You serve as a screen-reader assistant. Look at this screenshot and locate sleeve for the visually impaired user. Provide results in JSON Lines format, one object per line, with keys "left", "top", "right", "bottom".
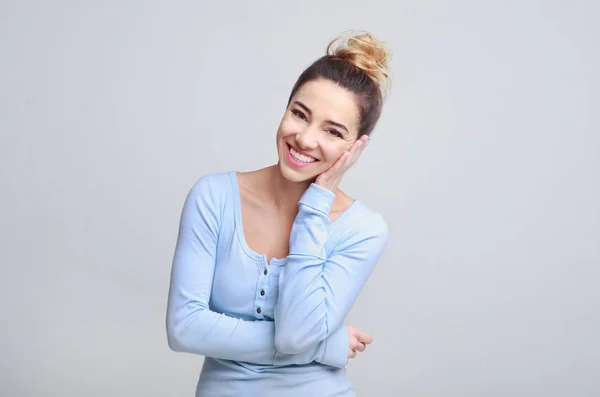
{"left": 165, "top": 175, "right": 347, "bottom": 367}
{"left": 274, "top": 183, "right": 388, "bottom": 362}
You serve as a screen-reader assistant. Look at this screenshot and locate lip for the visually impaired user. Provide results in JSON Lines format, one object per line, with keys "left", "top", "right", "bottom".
{"left": 289, "top": 144, "right": 316, "bottom": 159}
{"left": 285, "top": 143, "right": 319, "bottom": 168}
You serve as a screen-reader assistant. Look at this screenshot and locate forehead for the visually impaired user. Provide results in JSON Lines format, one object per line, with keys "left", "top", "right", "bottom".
{"left": 292, "top": 78, "right": 360, "bottom": 134}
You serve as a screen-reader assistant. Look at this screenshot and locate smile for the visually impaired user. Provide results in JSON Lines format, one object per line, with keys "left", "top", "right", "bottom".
{"left": 286, "top": 143, "right": 318, "bottom": 167}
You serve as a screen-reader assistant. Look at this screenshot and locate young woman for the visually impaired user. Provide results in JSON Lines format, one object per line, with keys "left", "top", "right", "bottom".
{"left": 166, "top": 31, "right": 391, "bottom": 396}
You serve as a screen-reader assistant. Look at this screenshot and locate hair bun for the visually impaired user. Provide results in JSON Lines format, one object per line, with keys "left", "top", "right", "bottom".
{"left": 327, "top": 31, "right": 392, "bottom": 98}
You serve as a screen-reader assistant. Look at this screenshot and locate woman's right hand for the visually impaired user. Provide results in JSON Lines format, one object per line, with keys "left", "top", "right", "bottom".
{"left": 347, "top": 325, "right": 373, "bottom": 361}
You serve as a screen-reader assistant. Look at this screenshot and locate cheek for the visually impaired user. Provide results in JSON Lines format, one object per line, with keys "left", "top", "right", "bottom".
{"left": 322, "top": 142, "right": 351, "bottom": 164}
{"left": 278, "top": 117, "right": 299, "bottom": 138}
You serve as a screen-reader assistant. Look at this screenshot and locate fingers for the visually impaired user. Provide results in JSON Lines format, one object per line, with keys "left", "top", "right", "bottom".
{"left": 315, "top": 135, "right": 370, "bottom": 190}
{"left": 348, "top": 349, "right": 357, "bottom": 359}
{"left": 357, "top": 330, "right": 373, "bottom": 345}
{"left": 353, "top": 135, "right": 369, "bottom": 158}
{"left": 348, "top": 325, "right": 373, "bottom": 344}
{"left": 344, "top": 135, "right": 369, "bottom": 169}
{"left": 353, "top": 341, "right": 367, "bottom": 352}
{"left": 350, "top": 335, "right": 367, "bottom": 352}
{"left": 347, "top": 136, "right": 364, "bottom": 157}
{"left": 329, "top": 151, "right": 351, "bottom": 176}
{"left": 347, "top": 324, "right": 370, "bottom": 362}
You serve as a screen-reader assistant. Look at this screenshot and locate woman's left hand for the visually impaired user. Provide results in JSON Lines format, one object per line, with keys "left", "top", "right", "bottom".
{"left": 315, "top": 135, "right": 370, "bottom": 192}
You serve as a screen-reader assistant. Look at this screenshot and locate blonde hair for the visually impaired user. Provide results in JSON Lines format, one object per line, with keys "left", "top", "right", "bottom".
{"left": 287, "top": 30, "right": 392, "bottom": 137}
{"left": 327, "top": 31, "right": 392, "bottom": 99}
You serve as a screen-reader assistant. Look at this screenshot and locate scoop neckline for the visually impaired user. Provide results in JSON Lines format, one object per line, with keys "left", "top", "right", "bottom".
{"left": 228, "top": 171, "right": 360, "bottom": 265}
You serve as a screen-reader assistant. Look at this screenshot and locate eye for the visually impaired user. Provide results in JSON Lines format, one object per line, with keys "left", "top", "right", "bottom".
{"left": 326, "top": 129, "right": 344, "bottom": 138}
{"left": 291, "top": 109, "right": 307, "bottom": 121}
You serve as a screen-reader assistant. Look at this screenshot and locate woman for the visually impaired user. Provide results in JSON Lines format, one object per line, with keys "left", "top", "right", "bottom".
{"left": 166, "top": 31, "right": 391, "bottom": 396}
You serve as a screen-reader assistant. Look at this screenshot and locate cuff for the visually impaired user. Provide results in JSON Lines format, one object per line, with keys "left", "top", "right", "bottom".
{"left": 319, "top": 324, "right": 349, "bottom": 368}
{"left": 299, "top": 183, "right": 336, "bottom": 215}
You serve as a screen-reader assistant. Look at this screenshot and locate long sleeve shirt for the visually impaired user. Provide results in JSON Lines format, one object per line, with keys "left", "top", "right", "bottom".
{"left": 165, "top": 171, "right": 388, "bottom": 397}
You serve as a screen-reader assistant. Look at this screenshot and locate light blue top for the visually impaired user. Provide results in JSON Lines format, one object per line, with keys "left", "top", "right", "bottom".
{"left": 166, "top": 171, "right": 388, "bottom": 397}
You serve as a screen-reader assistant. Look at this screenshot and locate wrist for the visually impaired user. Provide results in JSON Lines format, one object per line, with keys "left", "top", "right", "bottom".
{"left": 299, "top": 183, "right": 336, "bottom": 213}
{"left": 314, "top": 179, "right": 339, "bottom": 193}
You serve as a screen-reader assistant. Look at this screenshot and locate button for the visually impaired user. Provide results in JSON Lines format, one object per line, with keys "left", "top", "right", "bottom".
{"left": 256, "top": 307, "right": 262, "bottom": 314}
{"left": 263, "top": 269, "right": 268, "bottom": 275}
{"left": 260, "top": 290, "right": 265, "bottom": 296}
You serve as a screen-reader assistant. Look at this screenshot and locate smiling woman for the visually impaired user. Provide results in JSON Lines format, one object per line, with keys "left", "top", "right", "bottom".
{"left": 166, "top": 30, "right": 392, "bottom": 397}
{"left": 279, "top": 79, "right": 361, "bottom": 178}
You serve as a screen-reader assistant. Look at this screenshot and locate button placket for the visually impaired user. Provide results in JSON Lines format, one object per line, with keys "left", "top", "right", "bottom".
{"left": 255, "top": 262, "right": 269, "bottom": 318}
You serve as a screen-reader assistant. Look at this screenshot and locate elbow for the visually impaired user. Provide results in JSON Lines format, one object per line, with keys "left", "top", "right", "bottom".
{"left": 275, "top": 334, "right": 306, "bottom": 355}
{"left": 166, "top": 309, "right": 195, "bottom": 353}
{"left": 167, "top": 333, "right": 183, "bottom": 353}
{"left": 274, "top": 328, "right": 315, "bottom": 355}
{"left": 274, "top": 311, "right": 328, "bottom": 354}
{"left": 167, "top": 337, "right": 181, "bottom": 352}
{"left": 165, "top": 303, "right": 212, "bottom": 354}
{"left": 166, "top": 321, "right": 186, "bottom": 352}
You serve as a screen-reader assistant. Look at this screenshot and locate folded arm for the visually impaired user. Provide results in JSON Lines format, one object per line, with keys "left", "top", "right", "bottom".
{"left": 274, "top": 183, "right": 388, "bottom": 355}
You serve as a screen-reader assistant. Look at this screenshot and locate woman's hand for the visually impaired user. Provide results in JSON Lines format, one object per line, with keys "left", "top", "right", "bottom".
{"left": 315, "top": 135, "right": 370, "bottom": 192}
{"left": 346, "top": 324, "right": 373, "bottom": 362}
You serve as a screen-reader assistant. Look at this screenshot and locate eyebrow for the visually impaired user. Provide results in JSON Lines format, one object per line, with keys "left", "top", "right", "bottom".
{"left": 293, "top": 101, "right": 349, "bottom": 134}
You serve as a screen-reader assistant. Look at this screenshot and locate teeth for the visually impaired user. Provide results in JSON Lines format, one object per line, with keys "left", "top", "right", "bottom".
{"left": 290, "top": 147, "right": 316, "bottom": 163}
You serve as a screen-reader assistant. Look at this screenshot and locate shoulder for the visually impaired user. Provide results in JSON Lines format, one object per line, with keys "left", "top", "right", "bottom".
{"left": 350, "top": 200, "right": 388, "bottom": 236}
{"left": 178, "top": 171, "right": 237, "bottom": 230}
{"left": 335, "top": 189, "right": 386, "bottom": 234}
{"left": 326, "top": 202, "right": 388, "bottom": 269}
{"left": 181, "top": 170, "right": 237, "bottom": 215}
{"left": 186, "top": 171, "right": 234, "bottom": 199}
{"left": 332, "top": 200, "right": 388, "bottom": 253}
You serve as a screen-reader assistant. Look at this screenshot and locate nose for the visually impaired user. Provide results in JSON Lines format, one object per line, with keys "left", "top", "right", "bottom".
{"left": 294, "top": 126, "right": 319, "bottom": 151}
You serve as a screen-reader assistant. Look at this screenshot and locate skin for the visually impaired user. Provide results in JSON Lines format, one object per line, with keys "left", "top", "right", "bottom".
{"left": 237, "top": 78, "right": 373, "bottom": 362}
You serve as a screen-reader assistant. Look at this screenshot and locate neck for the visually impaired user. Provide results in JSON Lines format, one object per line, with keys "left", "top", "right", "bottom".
{"left": 263, "top": 163, "right": 313, "bottom": 211}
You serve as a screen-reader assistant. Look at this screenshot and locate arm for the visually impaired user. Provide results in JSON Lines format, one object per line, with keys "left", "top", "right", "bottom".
{"left": 274, "top": 183, "right": 388, "bottom": 355}
{"left": 165, "top": 176, "right": 347, "bottom": 367}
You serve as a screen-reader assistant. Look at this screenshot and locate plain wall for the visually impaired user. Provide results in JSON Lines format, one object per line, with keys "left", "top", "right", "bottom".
{"left": 1, "top": 1, "right": 599, "bottom": 396}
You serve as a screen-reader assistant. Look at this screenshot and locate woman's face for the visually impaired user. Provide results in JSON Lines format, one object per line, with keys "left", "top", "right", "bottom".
{"left": 276, "top": 78, "right": 360, "bottom": 183}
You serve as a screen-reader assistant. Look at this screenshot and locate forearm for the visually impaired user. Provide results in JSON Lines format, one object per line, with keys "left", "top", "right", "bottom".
{"left": 167, "top": 299, "right": 280, "bottom": 364}
{"left": 274, "top": 184, "right": 337, "bottom": 350}
{"left": 275, "top": 183, "right": 387, "bottom": 356}
{"left": 166, "top": 298, "right": 347, "bottom": 367}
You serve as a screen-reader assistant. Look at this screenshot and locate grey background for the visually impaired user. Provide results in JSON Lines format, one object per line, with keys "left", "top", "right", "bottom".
{"left": 1, "top": 1, "right": 598, "bottom": 396}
